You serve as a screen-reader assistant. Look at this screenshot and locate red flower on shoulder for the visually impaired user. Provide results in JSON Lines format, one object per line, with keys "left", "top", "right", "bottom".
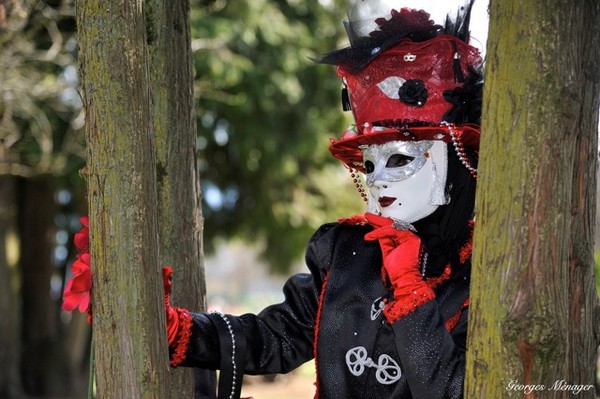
{"left": 62, "top": 252, "right": 92, "bottom": 313}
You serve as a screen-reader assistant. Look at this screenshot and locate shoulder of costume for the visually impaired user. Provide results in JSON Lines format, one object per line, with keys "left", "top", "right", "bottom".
{"left": 337, "top": 213, "right": 369, "bottom": 226}
{"left": 305, "top": 217, "right": 373, "bottom": 277}
{"left": 307, "top": 219, "right": 371, "bottom": 251}
{"left": 309, "top": 214, "right": 371, "bottom": 240}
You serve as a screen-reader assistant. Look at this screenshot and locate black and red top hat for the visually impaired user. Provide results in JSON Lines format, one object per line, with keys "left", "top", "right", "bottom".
{"left": 319, "top": 2, "right": 483, "bottom": 174}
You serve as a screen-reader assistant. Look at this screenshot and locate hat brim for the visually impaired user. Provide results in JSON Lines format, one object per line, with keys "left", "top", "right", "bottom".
{"left": 329, "top": 124, "right": 480, "bottom": 172}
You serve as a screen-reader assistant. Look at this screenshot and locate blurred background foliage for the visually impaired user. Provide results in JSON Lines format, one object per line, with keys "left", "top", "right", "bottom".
{"left": 192, "top": 0, "right": 364, "bottom": 273}
{"left": 0, "top": 0, "right": 84, "bottom": 183}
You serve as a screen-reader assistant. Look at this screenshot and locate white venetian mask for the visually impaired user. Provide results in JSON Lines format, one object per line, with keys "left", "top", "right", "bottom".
{"left": 361, "top": 140, "right": 448, "bottom": 224}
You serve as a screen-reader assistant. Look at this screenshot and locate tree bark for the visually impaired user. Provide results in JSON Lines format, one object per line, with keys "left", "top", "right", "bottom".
{"left": 466, "top": 1, "right": 600, "bottom": 398}
{"left": 77, "top": 1, "right": 170, "bottom": 397}
{"left": 146, "top": 0, "right": 211, "bottom": 397}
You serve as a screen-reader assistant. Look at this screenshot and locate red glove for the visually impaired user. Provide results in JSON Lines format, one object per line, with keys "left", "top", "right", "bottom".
{"left": 364, "top": 213, "right": 435, "bottom": 322}
{"left": 162, "top": 266, "right": 180, "bottom": 347}
{"left": 162, "top": 266, "right": 192, "bottom": 366}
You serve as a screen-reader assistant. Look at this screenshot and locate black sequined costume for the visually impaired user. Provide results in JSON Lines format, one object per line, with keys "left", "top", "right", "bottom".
{"left": 179, "top": 221, "right": 470, "bottom": 399}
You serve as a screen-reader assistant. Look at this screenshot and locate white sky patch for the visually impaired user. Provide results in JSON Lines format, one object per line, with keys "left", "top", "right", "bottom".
{"left": 470, "top": 0, "right": 489, "bottom": 55}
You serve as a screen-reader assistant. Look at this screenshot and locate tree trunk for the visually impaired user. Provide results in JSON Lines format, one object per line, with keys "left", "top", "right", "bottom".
{"left": 466, "top": 1, "right": 600, "bottom": 398}
{"left": 0, "top": 176, "right": 21, "bottom": 397}
{"left": 19, "top": 177, "right": 73, "bottom": 396}
{"left": 77, "top": 1, "right": 170, "bottom": 397}
{"left": 146, "top": 0, "right": 212, "bottom": 397}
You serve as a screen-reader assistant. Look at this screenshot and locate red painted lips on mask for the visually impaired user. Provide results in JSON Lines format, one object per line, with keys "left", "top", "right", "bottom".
{"left": 378, "top": 196, "right": 396, "bottom": 207}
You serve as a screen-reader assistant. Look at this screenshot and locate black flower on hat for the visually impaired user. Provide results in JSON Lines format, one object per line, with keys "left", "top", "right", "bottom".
{"left": 398, "top": 79, "right": 428, "bottom": 107}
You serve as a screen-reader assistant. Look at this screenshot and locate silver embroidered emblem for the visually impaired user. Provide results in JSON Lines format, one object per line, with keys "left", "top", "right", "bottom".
{"left": 370, "top": 297, "right": 385, "bottom": 320}
{"left": 345, "top": 346, "right": 402, "bottom": 385}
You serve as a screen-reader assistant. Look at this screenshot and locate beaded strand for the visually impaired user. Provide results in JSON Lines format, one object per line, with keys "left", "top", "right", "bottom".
{"left": 212, "top": 311, "right": 237, "bottom": 399}
{"left": 349, "top": 168, "right": 369, "bottom": 202}
{"left": 442, "top": 121, "right": 478, "bottom": 179}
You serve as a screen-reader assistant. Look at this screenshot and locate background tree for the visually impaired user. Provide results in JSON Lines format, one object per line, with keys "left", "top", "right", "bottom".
{"left": 0, "top": 177, "right": 20, "bottom": 397}
{"left": 77, "top": 0, "right": 170, "bottom": 396}
{"left": 466, "top": 1, "right": 600, "bottom": 397}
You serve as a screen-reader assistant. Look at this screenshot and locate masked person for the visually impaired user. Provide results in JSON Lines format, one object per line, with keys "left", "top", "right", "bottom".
{"left": 165, "top": 1, "right": 484, "bottom": 398}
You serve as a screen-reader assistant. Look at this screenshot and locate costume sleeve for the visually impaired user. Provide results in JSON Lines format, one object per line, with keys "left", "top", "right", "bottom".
{"left": 179, "top": 272, "right": 319, "bottom": 374}
{"left": 177, "top": 223, "right": 335, "bottom": 375}
{"left": 391, "top": 302, "right": 468, "bottom": 399}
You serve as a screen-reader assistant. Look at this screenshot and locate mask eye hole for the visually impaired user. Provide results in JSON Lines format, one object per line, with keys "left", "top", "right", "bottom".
{"left": 386, "top": 154, "right": 414, "bottom": 168}
{"left": 365, "top": 160, "right": 375, "bottom": 174}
